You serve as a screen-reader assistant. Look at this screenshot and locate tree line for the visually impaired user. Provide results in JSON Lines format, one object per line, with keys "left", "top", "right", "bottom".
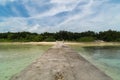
{"left": 0, "top": 30, "right": 120, "bottom": 42}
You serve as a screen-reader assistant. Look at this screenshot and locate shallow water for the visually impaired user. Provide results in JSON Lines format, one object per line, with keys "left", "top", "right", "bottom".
{"left": 0, "top": 44, "right": 51, "bottom": 80}
{"left": 72, "top": 46, "right": 120, "bottom": 80}
{"left": 1, "top": 44, "right": 120, "bottom": 80}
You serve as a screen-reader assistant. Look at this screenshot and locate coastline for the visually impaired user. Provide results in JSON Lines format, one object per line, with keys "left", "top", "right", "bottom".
{"left": 0, "top": 42, "right": 120, "bottom": 46}
{"left": 10, "top": 43, "right": 112, "bottom": 80}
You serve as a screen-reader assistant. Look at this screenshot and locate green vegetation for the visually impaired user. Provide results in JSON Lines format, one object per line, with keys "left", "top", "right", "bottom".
{"left": 0, "top": 30, "right": 120, "bottom": 42}
{"left": 77, "top": 37, "right": 96, "bottom": 42}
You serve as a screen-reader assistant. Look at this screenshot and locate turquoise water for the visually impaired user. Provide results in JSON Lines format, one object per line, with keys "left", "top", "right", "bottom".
{"left": 1, "top": 44, "right": 120, "bottom": 80}
{"left": 73, "top": 46, "right": 120, "bottom": 80}
{"left": 0, "top": 44, "right": 51, "bottom": 80}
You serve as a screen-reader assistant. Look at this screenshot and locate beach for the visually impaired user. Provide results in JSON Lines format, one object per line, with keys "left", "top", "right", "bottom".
{"left": 0, "top": 42, "right": 120, "bottom": 47}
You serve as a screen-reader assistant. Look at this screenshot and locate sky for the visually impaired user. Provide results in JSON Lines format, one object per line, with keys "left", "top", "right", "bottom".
{"left": 0, "top": 0, "right": 120, "bottom": 33}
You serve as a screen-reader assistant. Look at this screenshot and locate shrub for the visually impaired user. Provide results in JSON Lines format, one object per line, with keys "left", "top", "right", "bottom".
{"left": 77, "top": 37, "right": 96, "bottom": 42}
{"left": 44, "top": 37, "right": 56, "bottom": 42}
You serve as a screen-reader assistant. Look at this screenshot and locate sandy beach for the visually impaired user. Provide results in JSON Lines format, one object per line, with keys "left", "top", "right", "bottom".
{"left": 0, "top": 42, "right": 120, "bottom": 47}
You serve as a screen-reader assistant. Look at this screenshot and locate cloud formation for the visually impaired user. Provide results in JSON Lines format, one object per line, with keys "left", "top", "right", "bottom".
{"left": 0, "top": 0, "right": 120, "bottom": 33}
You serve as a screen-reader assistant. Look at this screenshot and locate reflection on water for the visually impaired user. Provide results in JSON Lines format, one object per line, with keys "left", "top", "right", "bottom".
{"left": 73, "top": 46, "right": 120, "bottom": 80}
{"left": 0, "top": 44, "right": 51, "bottom": 80}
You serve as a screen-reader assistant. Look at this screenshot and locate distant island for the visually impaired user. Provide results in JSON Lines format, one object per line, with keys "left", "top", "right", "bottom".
{"left": 0, "top": 30, "right": 120, "bottom": 42}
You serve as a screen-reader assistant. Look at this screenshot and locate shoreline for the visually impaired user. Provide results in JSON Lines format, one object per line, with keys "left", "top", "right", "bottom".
{"left": 11, "top": 43, "right": 112, "bottom": 80}
{"left": 0, "top": 42, "right": 120, "bottom": 46}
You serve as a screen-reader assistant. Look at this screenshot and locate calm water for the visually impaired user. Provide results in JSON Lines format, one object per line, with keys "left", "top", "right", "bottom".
{"left": 0, "top": 44, "right": 51, "bottom": 80}
{"left": 73, "top": 46, "right": 120, "bottom": 80}
{"left": 0, "top": 45, "right": 120, "bottom": 80}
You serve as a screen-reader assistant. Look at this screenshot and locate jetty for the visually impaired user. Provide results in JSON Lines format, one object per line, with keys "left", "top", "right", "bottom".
{"left": 10, "top": 42, "right": 112, "bottom": 80}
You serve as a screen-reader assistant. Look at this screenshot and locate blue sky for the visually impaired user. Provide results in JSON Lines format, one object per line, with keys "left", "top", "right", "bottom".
{"left": 0, "top": 0, "right": 120, "bottom": 33}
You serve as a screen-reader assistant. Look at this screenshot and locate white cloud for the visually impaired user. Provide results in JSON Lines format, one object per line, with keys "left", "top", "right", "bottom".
{"left": 0, "top": 0, "right": 15, "bottom": 5}
{"left": 0, "top": 17, "right": 28, "bottom": 32}
{"left": 54, "top": 0, "right": 120, "bottom": 32}
{"left": 0, "top": 0, "right": 120, "bottom": 32}
{"left": 99, "top": 4, "right": 120, "bottom": 24}
{"left": 56, "top": 0, "right": 95, "bottom": 27}
{"left": 28, "top": 24, "right": 40, "bottom": 32}
{"left": 28, "top": 0, "right": 80, "bottom": 19}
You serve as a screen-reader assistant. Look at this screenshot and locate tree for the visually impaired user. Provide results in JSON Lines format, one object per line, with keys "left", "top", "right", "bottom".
{"left": 0, "top": 30, "right": 120, "bottom": 42}
{"left": 44, "top": 36, "right": 56, "bottom": 42}
{"left": 77, "top": 37, "right": 96, "bottom": 42}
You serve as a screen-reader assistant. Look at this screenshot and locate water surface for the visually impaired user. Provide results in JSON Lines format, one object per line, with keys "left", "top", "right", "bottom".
{"left": 0, "top": 44, "right": 51, "bottom": 80}
{"left": 72, "top": 46, "right": 120, "bottom": 80}
{"left": 1, "top": 44, "right": 120, "bottom": 80}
